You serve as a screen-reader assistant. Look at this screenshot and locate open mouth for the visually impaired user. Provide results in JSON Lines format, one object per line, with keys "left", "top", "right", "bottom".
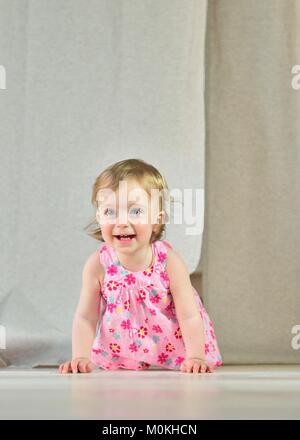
{"left": 114, "top": 234, "right": 136, "bottom": 241}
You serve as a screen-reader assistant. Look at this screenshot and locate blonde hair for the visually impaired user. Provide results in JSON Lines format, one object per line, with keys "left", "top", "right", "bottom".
{"left": 83, "top": 158, "right": 172, "bottom": 243}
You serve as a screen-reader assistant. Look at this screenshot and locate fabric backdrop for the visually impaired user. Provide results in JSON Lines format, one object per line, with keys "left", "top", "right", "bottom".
{"left": 0, "top": 0, "right": 207, "bottom": 367}
{"left": 1, "top": 0, "right": 299, "bottom": 368}
{"left": 201, "top": 0, "right": 300, "bottom": 364}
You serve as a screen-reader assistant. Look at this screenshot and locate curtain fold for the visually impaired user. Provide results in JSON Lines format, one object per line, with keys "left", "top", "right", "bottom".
{"left": 202, "top": 0, "right": 300, "bottom": 363}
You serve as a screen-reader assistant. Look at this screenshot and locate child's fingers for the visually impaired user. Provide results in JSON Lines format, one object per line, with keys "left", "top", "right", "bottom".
{"left": 71, "top": 359, "right": 81, "bottom": 373}
{"left": 86, "top": 361, "right": 93, "bottom": 372}
{"left": 192, "top": 362, "right": 200, "bottom": 374}
{"left": 180, "top": 363, "right": 186, "bottom": 372}
{"left": 85, "top": 361, "right": 94, "bottom": 372}
{"left": 59, "top": 363, "right": 66, "bottom": 374}
{"left": 186, "top": 362, "right": 195, "bottom": 373}
{"left": 59, "top": 364, "right": 65, "bottom": 373}
{"left": 200, "top": 363, "right": 207, "bottom": 373}
{"left": 60, "top": 362, "right": 71, "bottom": 374}
{"left": 181, "top": 361, "right": 188, "bottom": 373}
{"left": 59, "top": 359, "right": 94, "bottom": 374}
{"left": 77, "top": 359, "right": 93, "bottom": 373}
{"left": 181, "top": 360, "right": 216, "bottom": 374}
{"left": 181, "top": 360, "right": 197, "bottom": 373}
{"left": 78, "top": 360, "right": 87, "bottom": 373}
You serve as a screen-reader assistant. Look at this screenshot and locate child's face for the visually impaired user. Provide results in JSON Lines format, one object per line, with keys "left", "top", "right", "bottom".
{"left": 96, "top": 179, "right": 163, "bottom": 250}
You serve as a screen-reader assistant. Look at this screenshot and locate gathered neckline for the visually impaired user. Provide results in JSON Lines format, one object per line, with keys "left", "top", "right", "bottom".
{"left": 113, "top": 241, "right": 155, "bottom": 274}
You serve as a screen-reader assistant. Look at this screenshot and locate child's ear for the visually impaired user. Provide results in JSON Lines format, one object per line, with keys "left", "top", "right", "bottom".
{"left": 96, "top": 210, "right": 101, "bottom": 225}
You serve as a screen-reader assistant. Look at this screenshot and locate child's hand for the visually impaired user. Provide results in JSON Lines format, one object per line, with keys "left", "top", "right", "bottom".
{"left": 180, "top": 357, "right": 215, "bottom": 374}
{"left": 59, "top": 357, "right": 94, "bottom": 374}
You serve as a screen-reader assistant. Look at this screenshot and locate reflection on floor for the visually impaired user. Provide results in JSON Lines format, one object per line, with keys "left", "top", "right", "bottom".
{"left": 0, "top": 364, "right": 299, "bottom": 420}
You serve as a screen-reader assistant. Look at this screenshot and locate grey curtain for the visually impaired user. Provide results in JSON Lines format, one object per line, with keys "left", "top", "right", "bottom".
{"left": 0, "top": 0, "right": 207, "bottom": 367}
{"left": 201, "top": 0, "right": 300, "bottom": 364}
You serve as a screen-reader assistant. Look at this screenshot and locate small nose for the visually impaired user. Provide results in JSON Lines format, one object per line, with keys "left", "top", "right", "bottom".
{"left": 116, "top": 210, "right": 129, "bottom": 226}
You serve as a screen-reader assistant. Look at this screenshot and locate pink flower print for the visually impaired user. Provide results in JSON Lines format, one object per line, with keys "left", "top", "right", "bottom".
{"left": 143, "top": 348, "right": 149, "bottom": 353}
{"left": 174, "top": 327, "right": 182, "bottom": 339}
{"left": 109, "top": 328, "right": 115, "bottom": 333}
{"left": 165, "top": 302, "right": 173, "bottom": 313}
{"left": 209, "top": 320, "right": 213, "bottom": 328}
{"left": 124, "top": 273, "right": 136, "bottom": 285}
{"left": 158, "top": 352, "right": 168, "bottom": 365}
{"left": 137, "top": 326, "right": 148, "bottom": 338}
{"left": 107, "top": 264, "right": 118, "bottom": 276}
{"left": 137, "top": 288, "right": 147, "bottom": 303}
{"left": 107, "top": 303, "right": 117, "bottom": 313}
{"left": 109, "top": 342, "right": 121, "bottom": 354}
{"left": 149, "top": 308, "right": 157, "bottom": 316}
{"left": 149, "top": 290, "right": 161, "bottom": 304}
{"left": 205, "top": 341, "right": 216, "bottom": 354}
{"left": 171, "top": 302, "right": 176, "bottom": 316}
{"left": 124, "top": 299, "right": 130, "bottom": 310}
{"left": 92, "top": 348, "right": 101, "bottom": 355}
{"left": 121, "top": 319, "right": 132, "bottom": 330}
{"left": 107, "top": 279, "right": 119, "bottom": 291}
{"left": 160, "top": 271, "right": 169, "bottom": 282}
{"left": 175, "top": 356, "right": 185, "bottom": 366}
{"left": 210, "top": 329, "right": 216, "bottom": 340}
{"left": 152, "top": 324, "right": 162, "bottom": 333}
{"left": 129, "top": 342, "right": 138, "bottom": 353}
{"left": 154, "top": 266, "right": 161, "bottom": 275}
{"left": 143, "top": 265, "right": 154, "bottom": 277}
{"left": 138, "top": 362, "right": 151, "bottom": 369}
{"left": 157, "top": 251, "right": 167, "bottom": 264}
{"left": 100, "top": 246, "right": 107, "bottom": 254}
{"left": 215, "top": 360, "right": 222, "bottom": 367}
{"left": 165, "top": 342, "right": 175, "bottom": 352}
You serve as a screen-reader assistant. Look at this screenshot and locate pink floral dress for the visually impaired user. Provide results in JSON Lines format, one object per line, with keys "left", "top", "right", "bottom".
{"left": 91, "top": 239, "right": 222, "bottom": 370}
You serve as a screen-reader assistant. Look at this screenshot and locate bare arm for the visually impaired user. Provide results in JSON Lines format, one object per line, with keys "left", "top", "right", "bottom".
{"left": 72, "top": 317, "right": 98, "bottom": 359}
{"left": 59, "top": 251, "right": 104, "bottom": 373}
{"left": 72, "top": 251, "right": 103, "bottom": 359}
{"left": 166, "top": 249, "right": 206, "bottom": 359}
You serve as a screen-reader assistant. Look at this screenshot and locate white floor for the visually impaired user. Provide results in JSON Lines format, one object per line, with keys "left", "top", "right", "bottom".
{"left": 0, "top": 364, "right": 299, "bottom": 420}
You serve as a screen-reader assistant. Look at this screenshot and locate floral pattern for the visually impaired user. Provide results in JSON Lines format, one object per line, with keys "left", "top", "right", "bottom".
{"left": 91, "top": 239, "right": 223, "bottom": 370}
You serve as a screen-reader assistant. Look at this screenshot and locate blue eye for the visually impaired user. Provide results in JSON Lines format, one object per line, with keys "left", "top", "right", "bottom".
{"left": 104, "top": 208, "right": 116, "bottom": 217}
{"left": 103, "top": 207, "right": 144, "bottom": 218}
{"left": 129, "top": 207, "right": 144, "bottom": 216}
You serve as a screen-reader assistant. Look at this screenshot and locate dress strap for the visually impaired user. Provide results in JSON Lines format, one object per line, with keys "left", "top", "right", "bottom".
{"left": 161, "top": 239, "right": 173, "bottom": 250}
{"left": 154, "top": 239, "right": 174, "bottom": 268}
{"left": 98, "top": 243, "right": 114, "bottom": 270}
